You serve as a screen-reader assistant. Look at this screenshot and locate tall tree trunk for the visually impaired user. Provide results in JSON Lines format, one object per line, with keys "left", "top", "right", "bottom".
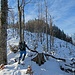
{"left": 0, "top": 0, "right": 8, "bottom": 65}
{"left": 18, "top": 0, "right": 22, "bottom": 42}
{"left": 44, "top": 0, "right": 48, "bottom": 51}
{"left": 22, "top": 6, "right": 25, "bottom": 42}
{"left": 50, "top": 15, "right": 52, "bottom": 49}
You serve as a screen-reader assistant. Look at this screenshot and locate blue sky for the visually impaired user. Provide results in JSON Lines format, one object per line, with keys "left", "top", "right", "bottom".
{"left": 8, "top": 0, "right": 75, "bottom": 36}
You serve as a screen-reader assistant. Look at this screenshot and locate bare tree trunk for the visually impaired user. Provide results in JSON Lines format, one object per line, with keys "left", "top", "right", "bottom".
{"left": 18, "top": 0, "right": 22, "bottom": 42}
{"left": 40, "top": 2, "right": 43, "bottom": 44}
{"left": 10, "top": 10, "right": 15, "bottom": 37}
{"left": 0, "top": 0, "right": 8, "bottom": 65}
{"left": 37, "top": 1, "right": 40, "bottom": 41}
{"left": 17, "top": 0, "right": 32, "bottom": 42}
{"left": 44, "top": 0, "right": 48, "bottom": 51}
{"left": 22, "top": 6, "right": 25, "bottom": 42}
{"left": 50, "top": 15, "right": 52, "bottom": 49}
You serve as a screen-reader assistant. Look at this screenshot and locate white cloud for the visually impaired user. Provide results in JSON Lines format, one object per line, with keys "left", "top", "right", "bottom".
{"left": 47, "top": 0, "right": 75, "bottom": 35}
{"left": 8, "top": 0, "right": 75, "bottom": 35}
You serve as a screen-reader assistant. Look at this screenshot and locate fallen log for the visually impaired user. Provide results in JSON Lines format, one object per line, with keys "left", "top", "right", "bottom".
{"left": 29, "top": 49, "right": 66, "bottom": 66}
{"left": 44, "top": 53, "right": 66, "bottom": 62}
{"left": 29, "top": 49, "right": 66, "bottom": 62}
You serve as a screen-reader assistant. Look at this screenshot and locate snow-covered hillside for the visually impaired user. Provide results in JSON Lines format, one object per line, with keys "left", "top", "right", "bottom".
{"left": 0, "top": 28, "right": 75, "bottom": 75}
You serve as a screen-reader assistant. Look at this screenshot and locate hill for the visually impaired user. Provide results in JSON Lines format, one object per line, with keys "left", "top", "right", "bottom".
{"left": 0, "top": 28, "right": 75, "bottom": 75}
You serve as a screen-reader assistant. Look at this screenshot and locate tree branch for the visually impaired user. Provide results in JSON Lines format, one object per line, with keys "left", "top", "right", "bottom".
{"left": 28, "top": 49, "right": 66, "bottom": 62}
{"left": 43, "top": 53, "right": 66, "bottom": 62}
{"left": 29, "top": 49, "right": 38, "bottom": 53}
{"left": 25, "top": 0, "right": 32, "bottom": 5}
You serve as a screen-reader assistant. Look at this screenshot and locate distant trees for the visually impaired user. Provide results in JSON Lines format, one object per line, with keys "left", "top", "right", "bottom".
{"left": 8, "top": 17, "right": 72, "bottom": 44}
{"left": 25, "top": 19, "right": 72, "bottom": 44}
{"left": 26, "top": 19, "right": 47, "bottom": 33}
{"left": 7, "top": 0, "right": 73, "bottom": 45}
{"left": 52, "top": 25, "right": 66, "bottom": 40}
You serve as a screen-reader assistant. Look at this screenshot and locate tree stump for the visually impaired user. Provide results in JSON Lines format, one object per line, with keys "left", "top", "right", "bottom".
{"left": 31, "top": 53, "right": 46, "bottom": 66}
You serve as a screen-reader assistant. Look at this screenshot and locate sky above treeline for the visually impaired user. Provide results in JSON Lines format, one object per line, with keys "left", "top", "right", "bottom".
{"left": 8, "top": 0, "right": 75, "bottom": 36}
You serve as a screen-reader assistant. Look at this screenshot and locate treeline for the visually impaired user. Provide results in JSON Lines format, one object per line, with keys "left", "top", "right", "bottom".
{"left": 25, "top": 19, "right": 72, "bottom": 43}
{"left": 8, "top": 19, "right": 72, "bottom": 44}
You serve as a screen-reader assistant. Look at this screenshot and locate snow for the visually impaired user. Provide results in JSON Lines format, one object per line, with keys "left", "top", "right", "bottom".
{"left": 0, "top": 28, "right": 75, "bottom": 75}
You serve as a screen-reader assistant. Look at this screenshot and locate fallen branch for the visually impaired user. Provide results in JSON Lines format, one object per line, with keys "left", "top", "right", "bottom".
{"left": 29, "top": 49, "right": 66, "bottom": 66}
{"left": 44, "top": 53, "right": 66, "bottom": 62}
{"left": 29, "top": 49, "right": 38, "bottom": 53}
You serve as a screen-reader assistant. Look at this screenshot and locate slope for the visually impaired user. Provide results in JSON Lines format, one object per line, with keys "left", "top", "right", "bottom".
{"left": 0, "top": 28, "right": 75, "bottom": 75}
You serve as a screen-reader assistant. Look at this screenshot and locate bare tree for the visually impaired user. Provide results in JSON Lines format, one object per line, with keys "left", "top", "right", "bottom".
{"left": 9, "top": 10, "right": 15, "bottom": 37}
{"left": 44, "top": 0, "right": 48, "bottom": 51}
{"left": 49, "top": 15, "right": 53, "bottom": 49}
{"left": 0, "top": 0, "right": 8, "bottom": 65}
{"left": 17, "top": 0, "right": 32, "bottom": 42}
{"left": 37, "top": 1, "right": 43, "bottom": 44}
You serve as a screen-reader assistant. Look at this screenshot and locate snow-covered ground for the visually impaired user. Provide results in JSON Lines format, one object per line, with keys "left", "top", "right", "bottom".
{"left": 0, "top": 28, "right": 75, "bottom": 75}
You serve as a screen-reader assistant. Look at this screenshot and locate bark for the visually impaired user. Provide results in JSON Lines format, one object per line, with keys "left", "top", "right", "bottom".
{"left": 0, "top": 0, "right": 8, "bottom": 65}
{"left": 31, "top": 53, "right": 46, "bottom": 66}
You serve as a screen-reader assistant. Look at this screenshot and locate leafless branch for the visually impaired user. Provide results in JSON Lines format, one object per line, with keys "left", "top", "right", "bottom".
{"left": 25, "top": 0, "right": 32, "bottom": 5}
